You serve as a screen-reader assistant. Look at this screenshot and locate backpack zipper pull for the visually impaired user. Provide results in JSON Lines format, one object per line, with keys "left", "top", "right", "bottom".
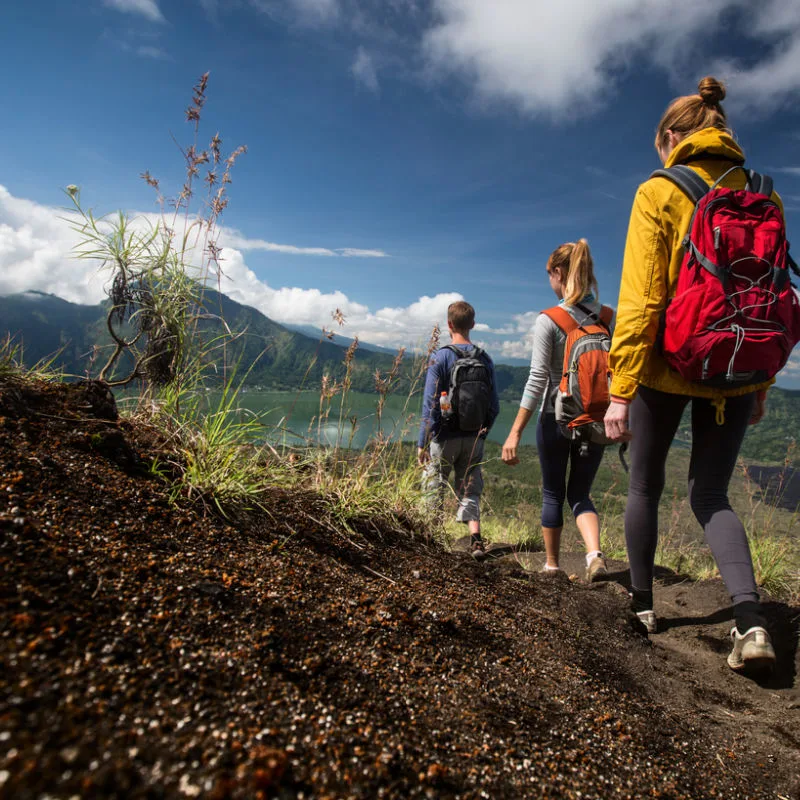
{"left": 713, "top": 226, "right": 721, "bottom": 250}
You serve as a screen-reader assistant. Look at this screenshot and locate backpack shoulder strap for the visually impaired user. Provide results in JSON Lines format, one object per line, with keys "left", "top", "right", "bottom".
{"left": 746, "top": 169, "right": 774, "bottom": 198}
{"left": 542, "top": 306, "right": 579, "bottom": 334}
{"left": 442, "top": 344, "right": 465, "bottom": 359}
{"left": 443, "top": 343, "right": 485, "bottom": 360}
{"left": 573, "top": 301, "right": 612, "bottom": 331}
{"left": 650, "top": 165, "right": 710, "bottom": 205}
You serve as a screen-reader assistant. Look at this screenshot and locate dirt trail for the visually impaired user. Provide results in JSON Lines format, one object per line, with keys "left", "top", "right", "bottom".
{"left": 466, "top": 544, "right": 800, "bottom": 788}
{"left": 1, "top": 376, "right": 799, "bottom": 799}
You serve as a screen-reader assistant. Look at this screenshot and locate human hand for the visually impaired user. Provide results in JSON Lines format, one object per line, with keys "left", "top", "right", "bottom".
{"left": 604, "top": 399, "right": 633, "bottom": 443}
{"left": 417, "top": 447, "right": 430, "bottom": 466}
{"left": 501, "top": 433, "right": 521, "bottom": 466}
{"left": 749, "top": 391, "right": 767, "bottom": 425}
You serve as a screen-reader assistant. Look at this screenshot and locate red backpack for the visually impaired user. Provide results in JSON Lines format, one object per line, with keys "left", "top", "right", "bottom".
{"left": 652, "top": 164, "right": 800, "bottom": 388}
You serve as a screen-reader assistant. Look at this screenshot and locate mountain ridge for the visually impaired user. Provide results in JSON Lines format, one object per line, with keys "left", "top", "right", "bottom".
{"left": 0, "top": 289, "right": 531, "bottom": 399}
{"left": 2, "top": 289, "right": 799, "bottom": 465}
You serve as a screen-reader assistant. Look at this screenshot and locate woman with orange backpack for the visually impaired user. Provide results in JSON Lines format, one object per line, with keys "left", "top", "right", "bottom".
{"left": 502, "top": 240, "right": 613, "bottom": 582}
{"left": 605, "top": 77, "right": 800, "bottom": 674}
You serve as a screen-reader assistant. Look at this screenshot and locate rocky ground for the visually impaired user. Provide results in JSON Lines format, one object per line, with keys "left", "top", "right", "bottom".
{"left": 1, "top": 376, "right": 798, "bottom": 799}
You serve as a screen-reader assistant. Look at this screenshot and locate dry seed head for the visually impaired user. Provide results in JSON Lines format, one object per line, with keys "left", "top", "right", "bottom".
{"left": 374, "top": 369, "right": 389, "bottom": 394}
{"left": 426, "top": 324, "right": 441, "bottom": 356}
{"left": 210, "top": 132, "right": 222, "bottom": 165}
{"left": 371, "top": 431, "right": 390, "bottom": 450}
{"left": 140, "top": 171, "right": 160, "bottom": 190}
{"left": 320, "top": 374, "right": 341, "bottom": 399}
{"left": 389, "top": 348, "right": 405, "bottom": 379}
{"left": 186, "top": 72, "right": 209, "bottom": 125}
{"left": 344, "top": 337, "right": 359, "bottom": 365}
{"left": 321, "top": 327, "right": 335, "bottom": 340}
{"left": 332, "top": 308, "right": 346, "bottom": 327}
{"left": 226, "top": 145, "right": 247, "bottom": 166}
{"left": 206, "top": 240, "right": 222, "bottom": 264}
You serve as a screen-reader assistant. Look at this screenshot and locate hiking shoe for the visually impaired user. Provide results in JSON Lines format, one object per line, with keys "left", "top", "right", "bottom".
{"left": 541, "top": 564, "right": 565, "bottom": 576}
{"left": 586, "top": 556, "right": 608, "bottom": 583}
{"left": 727, "top": 626, "right": 776, "bottom": 674}
{"left": 470, "top": 540, "right": 487, "bottom": 562}
{"left": 635, "top": 609, "right": 657, "bottom": 634}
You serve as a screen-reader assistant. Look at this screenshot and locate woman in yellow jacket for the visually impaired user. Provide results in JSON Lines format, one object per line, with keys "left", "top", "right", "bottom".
{"left": 604, "top": 77, "right": 776, "bottom": 674}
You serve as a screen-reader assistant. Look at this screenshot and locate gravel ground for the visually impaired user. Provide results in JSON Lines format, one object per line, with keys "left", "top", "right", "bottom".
{"left": 1, "top": 376, "right": 798, "bottom": 799}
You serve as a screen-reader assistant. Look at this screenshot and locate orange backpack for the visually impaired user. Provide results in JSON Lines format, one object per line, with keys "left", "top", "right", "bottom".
{"left": 542, "top": 303, "right": 614, "bottom": 449}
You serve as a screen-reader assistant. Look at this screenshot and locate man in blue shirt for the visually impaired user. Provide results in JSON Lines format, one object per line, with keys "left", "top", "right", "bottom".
{"left": 417, "top": 301, "right": 500, "bottom": 561}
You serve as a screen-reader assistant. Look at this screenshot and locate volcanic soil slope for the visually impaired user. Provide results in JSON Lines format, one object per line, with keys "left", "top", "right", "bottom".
{"left": 1, "top": 376, "right": 799, "bottom": 799}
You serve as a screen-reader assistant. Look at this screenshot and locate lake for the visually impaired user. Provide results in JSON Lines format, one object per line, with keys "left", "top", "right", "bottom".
{"left": 234, "top": 389, "right": 537, "bottom": 449}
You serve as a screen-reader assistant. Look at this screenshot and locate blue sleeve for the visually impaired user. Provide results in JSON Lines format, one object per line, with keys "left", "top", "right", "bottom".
{"left": 417, "top": 351, "right": 447, "bottom": 447}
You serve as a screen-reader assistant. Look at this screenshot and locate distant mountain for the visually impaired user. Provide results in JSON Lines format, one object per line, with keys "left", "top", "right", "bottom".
{"left": 0, "top": 289, "right": 530, "bottom": 400}
{"left": 0, "top": 291, "right": 105, "bottom": 376}
{"left": 282, "top": 323, "right": 398, "bottom": 355}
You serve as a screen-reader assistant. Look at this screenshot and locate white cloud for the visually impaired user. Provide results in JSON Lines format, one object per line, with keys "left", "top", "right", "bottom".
{"left": 218, "top": 229, "right": 388, "bottom": 258}
{"left": 497, "top": 339, "right": 532, "bottom": 361}
{"left": 237, "top": 0, "right": 800, "bottom": 117}
{"left": 352, "top": 47, "right": 380, "bottom": 92}
{"left": 418, "top": 0, "right": 800, "bottom": 117}
{"left": 0, "top": 185, "right": 443, "bottom": 351}
{"left": 490, "top": 310, "right": 537, "bottom": 359}
{"left": 0, "top": 186, "right": 105, "bottom": 304}
{"left": 489, "top": 310, "right": 538, "bottom": 337}
{"left": 103, "top": 0, "right": 165, "bottom": 23}
{"left": 337, "top": 248, "right": 387, "bottom": 257}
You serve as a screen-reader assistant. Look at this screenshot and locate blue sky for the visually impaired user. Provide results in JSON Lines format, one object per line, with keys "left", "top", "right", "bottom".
{"left": 2, "top": 0, "right": 800, "bottom": 386}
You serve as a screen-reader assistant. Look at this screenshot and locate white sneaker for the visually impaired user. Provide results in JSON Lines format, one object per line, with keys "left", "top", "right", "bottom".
{"left": 636, "top": 609, "right": 657, "bottom": 634}
{"left": 727, "top": 626, "right": 776, "bottom": 673}
{"left": 586, "top": 556, "right": 608, "bottom": 582}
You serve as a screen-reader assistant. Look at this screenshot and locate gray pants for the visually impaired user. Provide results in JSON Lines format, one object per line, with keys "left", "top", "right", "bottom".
{"left": 423, "top": 436, "right": 485, "bottom": 523}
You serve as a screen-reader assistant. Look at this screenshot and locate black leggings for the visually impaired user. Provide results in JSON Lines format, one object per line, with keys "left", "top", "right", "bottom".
{"left": 625, "top": 386, "right": 759, "bottom": 605}
{"left": 536, "top": 413, "right": 603, "bottom": 528}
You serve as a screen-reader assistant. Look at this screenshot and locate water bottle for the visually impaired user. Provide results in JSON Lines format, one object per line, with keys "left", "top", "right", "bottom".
{"left": 439, "top": 391, "right": 451, "bottom": 418}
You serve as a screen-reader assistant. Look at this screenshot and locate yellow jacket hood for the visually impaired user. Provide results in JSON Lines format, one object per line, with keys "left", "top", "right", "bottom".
{"left": 664, "top": 127, "right": 745, "bottom": 169}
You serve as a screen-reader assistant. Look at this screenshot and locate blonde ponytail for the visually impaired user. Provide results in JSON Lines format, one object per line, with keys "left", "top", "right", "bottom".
{"left": 548, "top": 238, "right": 598, "bottom": 306}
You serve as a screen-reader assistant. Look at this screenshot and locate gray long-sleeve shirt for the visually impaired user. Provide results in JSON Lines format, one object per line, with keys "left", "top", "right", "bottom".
{"left": 520, "top": 298, "right": 615, "bottom": 415}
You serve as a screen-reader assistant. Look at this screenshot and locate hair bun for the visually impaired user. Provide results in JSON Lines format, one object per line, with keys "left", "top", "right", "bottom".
{"left": 698, "top": 76, "right": 726, "bottom": 106}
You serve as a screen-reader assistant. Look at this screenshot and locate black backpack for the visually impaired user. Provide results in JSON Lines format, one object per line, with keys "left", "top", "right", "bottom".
{"left": 441, "top": 345, "right": 492, "bottom": 433}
